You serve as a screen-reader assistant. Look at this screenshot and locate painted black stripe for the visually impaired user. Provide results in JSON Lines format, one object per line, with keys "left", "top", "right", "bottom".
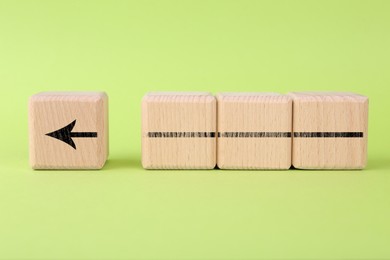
{"left": 70, "top": 132, "right": 98, "bottom": 138}
{"left": 147, "top": 132, "right": 216, "bottom": 138}
{"left": 146, "top": 132, "right": 363, "bottom": 138}
{"left": 293, "top": 132, "right": 363, "bottom": 138}
{"left": 218, "top": 132, "right": 291, "bottom": 138}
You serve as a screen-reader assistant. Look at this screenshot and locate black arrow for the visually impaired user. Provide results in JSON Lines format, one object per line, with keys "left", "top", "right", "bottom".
{"left": 46, "top": 120, "right": 98, "bottom": 150}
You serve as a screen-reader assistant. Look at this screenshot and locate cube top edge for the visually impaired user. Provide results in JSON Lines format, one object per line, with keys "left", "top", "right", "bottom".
{"left": 217, "top": 92, "right": 282, "bottom": 96}
{"left": 142, "top": 92, "right": 215, "bottom": 103}
{"left": 288, "top": 92, "right": 368, "bottom": 102}
{"left": 216, "top": 92, "right": 291, "bottom": 103}
{"left": 145, "top": 91, "right": 212, "bottom": 96}
{"left": 29, "top": 91, "right": 108, "bottom": 103}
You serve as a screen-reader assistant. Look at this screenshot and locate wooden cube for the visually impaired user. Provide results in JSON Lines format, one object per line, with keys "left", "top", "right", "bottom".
{"left": 217, "top": 93, "right": 292, "bottom": 169}
{"left": 289, "top": 92, "right": 368, "bottom": 169}
{"left": 29, "top": 92, "right": 108, "bottom": 169}
{"left": 142, "top": 92, "right": 216, "bottom": 169}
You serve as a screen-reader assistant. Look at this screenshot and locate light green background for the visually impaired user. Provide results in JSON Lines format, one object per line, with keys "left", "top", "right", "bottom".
{"left": 0, "top": 0, "right": 389, "bottom": 259}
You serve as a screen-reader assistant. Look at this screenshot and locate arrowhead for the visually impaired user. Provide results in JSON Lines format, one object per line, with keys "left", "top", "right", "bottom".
{"left": 46, "top": 120, "right": 77, "bottom": 149}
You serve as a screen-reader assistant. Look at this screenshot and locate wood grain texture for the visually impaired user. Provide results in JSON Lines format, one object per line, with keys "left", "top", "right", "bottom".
{"left": 142, "top": 92, "right": 216, "bottom": 169}
{"left": 289, "top": 92, "right": 368, "bottom": 169}
{"left": 29, "top": 92, "right": 108, "bottom": 169}
{"left": 217, "top": 93, "right": 292, "bottom": 169}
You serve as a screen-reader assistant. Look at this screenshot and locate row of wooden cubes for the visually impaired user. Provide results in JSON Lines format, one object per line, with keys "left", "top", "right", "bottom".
{"left": 142, "top": 92, "right": 368, "bottom": 170}
{"left": 28, "top": 91, "right": 367, "bottom": 170}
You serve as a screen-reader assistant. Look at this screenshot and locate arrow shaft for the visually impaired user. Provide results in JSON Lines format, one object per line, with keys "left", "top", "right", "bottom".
{"left": 70, "top": 132, "right": 98, "bottom": 138}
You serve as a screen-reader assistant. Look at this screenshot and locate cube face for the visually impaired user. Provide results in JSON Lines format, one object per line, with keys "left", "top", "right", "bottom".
{"left": 217, "top": 93, "right": 292, "bottom": 169}
{"left": 29, "top": 92, "right": 108, "bottom": 169}
{"left": 290, "top": 92, "right": 368, "bottom": 169}
{"left": 142, "top": 92, "right": 216, "bottom": 169}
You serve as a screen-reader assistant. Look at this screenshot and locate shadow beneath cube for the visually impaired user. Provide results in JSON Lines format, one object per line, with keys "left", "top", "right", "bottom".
{"left": 102, "top": 156, "right": 142, "bottom": 171}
